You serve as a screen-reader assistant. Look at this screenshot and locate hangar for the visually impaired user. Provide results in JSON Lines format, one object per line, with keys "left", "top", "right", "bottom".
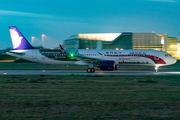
{"left": 63, "top": 32, "right": 179, "bottom": 58}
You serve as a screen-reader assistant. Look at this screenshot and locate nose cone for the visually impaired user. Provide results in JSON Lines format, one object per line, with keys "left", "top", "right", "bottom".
{"left": 172, "top": 57, "right": 177, "bottom": 64}
{"left": 169, "top": 57, "right": 177, "bottom": 65}
{"left": 164, "top": 57, "right": 177, "bottom": 65}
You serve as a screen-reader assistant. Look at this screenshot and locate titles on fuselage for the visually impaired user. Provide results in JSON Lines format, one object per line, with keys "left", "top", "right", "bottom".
{"left": 105, "top": 51, "right": 147, "bottom": 55}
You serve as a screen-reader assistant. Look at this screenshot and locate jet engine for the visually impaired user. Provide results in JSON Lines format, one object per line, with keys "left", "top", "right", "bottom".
{"left": 98, "top": 61, "right": 117, "bottom": 70}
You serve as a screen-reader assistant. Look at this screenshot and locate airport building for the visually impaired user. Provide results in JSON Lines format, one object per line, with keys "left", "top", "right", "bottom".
{"left": 63, "top": 32, "right": 179, "bottom": 59}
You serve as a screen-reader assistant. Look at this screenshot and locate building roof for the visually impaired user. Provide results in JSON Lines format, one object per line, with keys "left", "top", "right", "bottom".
{"left": 67, "top": 33, "right": 121, "bottom": 41}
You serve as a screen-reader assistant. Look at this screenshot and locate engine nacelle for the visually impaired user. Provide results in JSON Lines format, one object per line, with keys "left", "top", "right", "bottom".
{"left": 98, "top": 61, "right": 115, "bottom": 70}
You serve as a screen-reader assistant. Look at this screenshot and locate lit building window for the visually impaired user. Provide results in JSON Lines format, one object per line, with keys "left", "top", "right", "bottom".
{"left": 161, "top": 37, "right": 164, "bottom": 44}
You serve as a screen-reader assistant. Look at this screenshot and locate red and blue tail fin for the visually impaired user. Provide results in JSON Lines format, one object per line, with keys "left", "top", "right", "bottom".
{"left": 9, "top": 26, "right": 35, "bottom": 50}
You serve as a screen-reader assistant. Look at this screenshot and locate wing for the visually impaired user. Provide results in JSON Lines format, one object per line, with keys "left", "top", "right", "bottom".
{"left": 74, "top": 55, "right": 102, "bottom": 64}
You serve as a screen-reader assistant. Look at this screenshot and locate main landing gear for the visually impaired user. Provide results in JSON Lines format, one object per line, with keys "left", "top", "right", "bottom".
{"left": 155, "top": 66, "right": 159, "bottom": 73}
{"left": 87, "top": 68, "right": 95, "bottom": 73}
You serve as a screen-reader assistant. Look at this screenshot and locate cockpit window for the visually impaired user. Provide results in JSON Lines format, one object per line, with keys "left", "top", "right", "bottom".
{"left": 164, "top": 54, "right": 171, "bottom": 57}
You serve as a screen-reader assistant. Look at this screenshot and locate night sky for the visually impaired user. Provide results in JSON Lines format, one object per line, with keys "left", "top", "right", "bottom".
{"left": 0, "top": 0, "right": 179, "bottom": 49}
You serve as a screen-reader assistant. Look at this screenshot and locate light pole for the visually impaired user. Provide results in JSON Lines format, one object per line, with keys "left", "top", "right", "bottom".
{"left": 42, "top": 34, "right": 45, "bottom": 48}
{"left": 31, "top": 36, "right": 35, "bottom": 46}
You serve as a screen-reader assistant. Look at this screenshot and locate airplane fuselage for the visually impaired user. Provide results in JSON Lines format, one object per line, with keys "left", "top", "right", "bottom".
{"left": 7, "top": 49, "right": 177, "bottom": 67}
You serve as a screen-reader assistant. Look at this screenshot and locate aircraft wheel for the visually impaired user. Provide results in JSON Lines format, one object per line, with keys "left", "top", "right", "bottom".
{"left": 115, "top": 65, "right": 118, "bottom": 70}
{"left": 87, "top": 68, "right": 92, "bottom": 73}
{"left": 91, "top": 68, "right": 95, "bottom": 73}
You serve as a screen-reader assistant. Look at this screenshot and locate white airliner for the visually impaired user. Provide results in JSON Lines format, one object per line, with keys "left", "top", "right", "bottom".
{"left": 6, "top": 26, "right": 177, "bottom": 73}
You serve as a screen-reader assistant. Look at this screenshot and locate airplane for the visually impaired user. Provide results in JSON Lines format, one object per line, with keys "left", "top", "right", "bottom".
{"left": 6, "top": 26, "right": 177, "bottom": 73}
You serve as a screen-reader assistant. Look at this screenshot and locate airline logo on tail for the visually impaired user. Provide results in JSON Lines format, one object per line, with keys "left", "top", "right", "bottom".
{"left": 9, "top": 26, "right": 34, "bottom": 50}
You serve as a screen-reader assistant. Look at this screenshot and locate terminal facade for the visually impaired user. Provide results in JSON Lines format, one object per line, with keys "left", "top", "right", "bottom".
{"left": 63, "top": 32, "right": 179, "bottom": 59}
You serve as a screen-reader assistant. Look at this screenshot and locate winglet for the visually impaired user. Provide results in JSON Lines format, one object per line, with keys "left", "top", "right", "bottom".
{"left": 9, "top": 26, "right": 35, "bottom": 50}
{"left": 59, "top": 44, "right": 67, "bottom": 54}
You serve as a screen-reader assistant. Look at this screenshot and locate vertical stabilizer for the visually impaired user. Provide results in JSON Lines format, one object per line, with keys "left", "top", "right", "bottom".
{"left": 9, "top": 26, "right": 35, "bottom": 50}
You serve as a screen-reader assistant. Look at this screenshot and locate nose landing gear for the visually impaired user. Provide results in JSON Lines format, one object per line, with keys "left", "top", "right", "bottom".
{"left": 155, "top": 66, "right": 159, "bottom": 73}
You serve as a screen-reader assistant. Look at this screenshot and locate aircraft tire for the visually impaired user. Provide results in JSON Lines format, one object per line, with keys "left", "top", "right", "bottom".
{"left": 115, "top": 65, "right": 118, "bottom": 70}
{"left": 91, "top": 68, "right": 95, "bottom": 73}
{"left": 87, "top": 68, "right": 92, "bottom": 73}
